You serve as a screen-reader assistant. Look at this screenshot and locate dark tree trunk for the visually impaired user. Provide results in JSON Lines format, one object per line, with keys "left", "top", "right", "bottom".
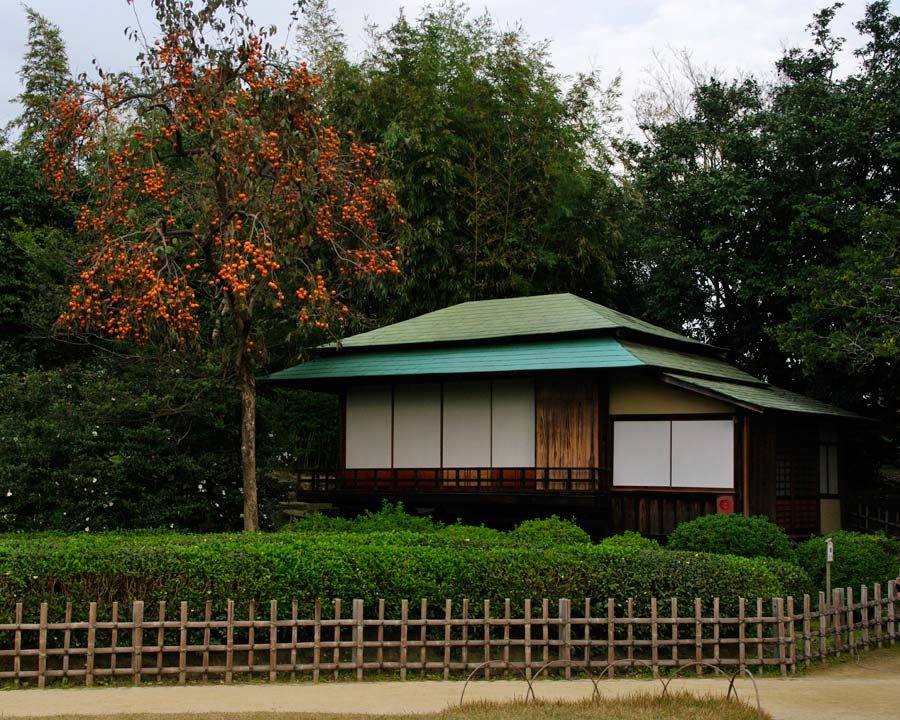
{"left": 238, "top": 353, "right": 259, "bottom": 531}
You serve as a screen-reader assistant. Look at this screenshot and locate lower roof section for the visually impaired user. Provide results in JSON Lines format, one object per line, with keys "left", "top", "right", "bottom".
{"left": 265, "top": 337, "right": 643, "bottom": 381}
{"left": 662, "top": 373, "right": 864, "bottom": 419}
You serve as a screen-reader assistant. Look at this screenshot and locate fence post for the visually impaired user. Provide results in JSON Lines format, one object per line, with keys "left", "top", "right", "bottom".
{"left": 226, "top": 599, "right": 235, "bottom": 684}
{"left": 888, "top": 581, "right": 896, "bottom": 644}
{"left": 179, "top": 601, "right": 188, "bottom": 685}
{"left": 86, "top": 602, "right": 97, "bottom": 687}
{"left": 787, "top": 596, "right": 796, "bottom": 673}
{"left": 444, "top": 599, "right": 453, "bottom": 681}
{"left": 312, "top": 599, "right": 321, "bottom": 683}
{"left": 694, "top": 598, "right": 703, "bottom": 674}
{"left": 353, "top": 599, "right": 364, "bottom": 681}
{"left": 605, "top": 598, "right": 614, "bottom": 679}
{"left": 484, "top": 599, "right": 492, "bottom": 680}
{"left": 37, "top": 602, "right": 48, "bottom": 689}
{"left": 560, "top": 598, "right": 571, "bottom": 679}
{"left": 738, "top": 598, "right": 746, "bottom": 672}
{"left": 270, "top": 599, "right": 280, "bottom": 683}
{"left": 671, "top": 598, "right": 679, "bottom": 667}
{"left": 860, "top": 586, "right": 870, "bottom": 651}
{"left": 524, "top": 599, "right": 532, "bottom": 680}
{"left": 650, "top": 597, "right": 659, "bottom": 676}
{"left": 874, "top": 584, "right": 883, "bottom": 648}
{"left": 802, "top": 594, "right": 811, "bottom": 668}
{"left": 818, "top": 591, "right": 827, "bottom": 660}
{"left": 847, "top": 587, "right": 856, "bottom": 652}
{"left": 132, "top": 600, "right": 144, "bottom": 685}
{"left": 773, "top": 598, "right": 786, "bottom": 677}
{"left": 832, "top": 589, "right": 843, "bottom": 657}
{"left": 400, "top": 598, "right": 408, "bottom": 681}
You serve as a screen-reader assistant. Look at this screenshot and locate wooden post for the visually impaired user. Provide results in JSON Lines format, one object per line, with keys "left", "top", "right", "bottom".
{"left": 290, "top": 599, "right": 298, "bottom": 682}
{"left": 503, "top": 598, "right": 511, "bottom": 678}
{"left": 110, "top": 602, "right": 119, "bottom": 677}
{"left": 226, "top": 599, "right": 235, "bottom": 684}
{"left": 179, "top": 602, "right": 188, "bottom": 685}
{"left": 62, "top": 601, "right": 72, "bottom": 685}
{"left": 202, "top": 601, "right": 212, "bottom": 682}
{"left": 461, "top": 598, "right": 469, "bottom": 670}
{"left": 484, "top": 599, "right": 492, "bottom": 680}
{"left": 860, "top": 586, "right": 870, "bottom": 651}
{"left": 400, "top": 599, "right": 408, "bottom": 681}
{"left": 353, "top": 599, "right": 364, "bottom": 681}
{"left": 671, "top": 598, "right": 678, "bottom": 668}
{"left": 803, "top": 594, "right": 811, "bottom": 668}
{"left": 312, "top": 599, "right": 321, "bottom": 683}
{"left": 332, "top": 599, "right": 341, "bottom": 682}
{"left": 833, "top": 589, "right": 842, "bottom": 657}
{"left": 37, "top": 602, "right": 48, "bottom": 689}
{"left": 524, "top": 599, "right": 532, "bottom": 680}
{"left": 86, "top": 602, "right": 97, "bottom": 687}
{"left": 847, "top": 587, "right": 856, "bottom": 653}
{"left": 755, "top": 598, "right": 764, "bottom": 668}
{"left": 774, "top": 598, "right": 786, "bottom": 677}
{"left": 694, "top": 598, "right": 703, "bottom": 674}
{"left": 874, "top": 584, "right": 883, "bottom": 649}
{"left": 786, "top": 596, "right": 796, "bottom": 673}
{"left": 377, "top": 599, "right": 385, "bottom": 673}
{"left": 248, "top": 600, "right": 257, "bottom": 680}
{"left": 626, "top": 598, "right": 634, "bottom": 669}
{"left": 132, "top": 600, "right": 144, "bottom": 685}
{"left": 712, "top": 597, "right": 721, "bottom": 666}
{"left": 156, "top": 601, "right": 166, "bottom": 684}
{"left": 541, "top": 599, "right": 550, "bottom": 667}
{"left": 605, "top": 598, "right": 614, "bottom": 679}
{"left": 888, "top": 580, "right": 896, "bottom": 644}
{"left": 650, "top": 597, "right": 659, "bottom": 676}
{"left": 738, "top": 598, "right": 745, "bottom": 672}
{"left": 12, "top": 602, "right": 22, "bottom": 687}
{"left": 270, "top": 599, "right": 279, "bottom": 682}
{"left": 444, "top": 599, "right": 452, "bottom": 680}
{"left": 818, "top": 591, "right": 827, "bottom": 660}
{"left": 421, "top": 598, "right": 428, "bottom": 678}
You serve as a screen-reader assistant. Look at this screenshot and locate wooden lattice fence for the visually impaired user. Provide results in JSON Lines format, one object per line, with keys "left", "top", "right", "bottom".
{"left": 1, "top": 582, "right": 896, "bottom": 687}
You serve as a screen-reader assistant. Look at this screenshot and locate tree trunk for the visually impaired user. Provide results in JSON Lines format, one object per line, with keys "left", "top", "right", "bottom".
{"left": 238, "top": 353, "right": 259, "bottom": 531}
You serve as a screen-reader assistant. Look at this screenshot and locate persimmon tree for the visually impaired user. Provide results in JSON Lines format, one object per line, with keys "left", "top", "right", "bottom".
{"left": 44, "top": 0, "right": 401, "bottom": 530}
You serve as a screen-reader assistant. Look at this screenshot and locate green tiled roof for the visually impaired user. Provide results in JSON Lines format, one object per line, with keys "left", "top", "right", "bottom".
{"left": 266, "top": 337, "right": 643, "bottom": 381}
{"left": 335, "top": 294, "right": 707, "bottom": 350}
{"left": 663, "top": 374, "right": 864, "bottom": 418}
{"left": 621, "top": 341, "right": 765, "bottom": 385}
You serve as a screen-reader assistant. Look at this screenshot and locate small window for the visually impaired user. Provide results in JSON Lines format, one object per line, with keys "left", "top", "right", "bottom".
{"left": 819, "top": 444, "right": 839, "bottom": 495}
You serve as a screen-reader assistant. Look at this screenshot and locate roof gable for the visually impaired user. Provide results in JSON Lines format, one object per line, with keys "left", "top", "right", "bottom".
{"left": 336, "top": 294, "right": 708, "bottom": 350}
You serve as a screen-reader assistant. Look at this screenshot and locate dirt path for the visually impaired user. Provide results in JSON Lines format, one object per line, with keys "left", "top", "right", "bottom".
{"left": 2, "top": 648, "right": 898, "bottom": 720}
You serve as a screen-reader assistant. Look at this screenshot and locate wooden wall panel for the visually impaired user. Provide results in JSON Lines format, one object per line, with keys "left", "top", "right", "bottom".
{"left": 610, "top": 493, "right": 718, "bottom": 536}
{"left": 535, "top": 377, "right": 599, "bottom": 469}
{"left": 748, "top": 414, "right": 776, "bottom": 521}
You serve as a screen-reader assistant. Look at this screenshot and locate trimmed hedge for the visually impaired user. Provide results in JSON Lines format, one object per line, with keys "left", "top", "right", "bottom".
{"left": 597, "top": 531, "right": 662, "bottom": 554}
{"left": 796, "top": 531, "right": 900, "bottom": 592}
{"left": 667, "top": 514, "right": 796, "bottom": 562}
{"left": 0, "top": 529, "right": 790, "bottom": 621}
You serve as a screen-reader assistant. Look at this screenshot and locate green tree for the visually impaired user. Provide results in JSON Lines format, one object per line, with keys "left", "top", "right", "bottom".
{"left": 326, "top": 2, "right": 623, "bottom": 320}
{"left": 44, "top": 0, "right": 402, "bottom": 530}
{"left": 7, "top": 5, "right": 73, "bottom": 155}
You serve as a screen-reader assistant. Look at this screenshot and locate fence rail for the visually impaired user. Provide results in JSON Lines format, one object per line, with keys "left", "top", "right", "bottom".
{"left": 1, "top": 583, "right": 897, "bottom": 687}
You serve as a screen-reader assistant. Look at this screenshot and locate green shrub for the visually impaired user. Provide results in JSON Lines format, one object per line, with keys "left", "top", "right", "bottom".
{"left": 509, "top": 516, "right": 591, "bottom": 546}
{"left": 282, "top": 502, "right": 438, "bottom": 534}
{"left": 754, "top": 558, "right": 814, "bottom": 598}
{"left": 796, "top": 531, "right": 900, "bottom": 592}
{"left": 0, "top": 530, "right": 788, "bottom": 622}
{"left": 667, "top": 514, "right": 796, "bottom": 561}
{"left": 597, "top": 531, "right": 661, "bottom": 554}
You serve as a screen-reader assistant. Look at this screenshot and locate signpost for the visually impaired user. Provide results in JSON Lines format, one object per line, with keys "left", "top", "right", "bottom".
{"left": 826, "top": 537, "right": 834, "bottom": 600}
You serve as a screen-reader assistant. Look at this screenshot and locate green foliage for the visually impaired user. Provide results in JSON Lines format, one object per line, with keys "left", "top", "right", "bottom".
{"left": 0, "top": 357, "right": 248, "bottom": 532}
{"left": 597, "top": 531, "right": 662, "bottom": 554}
{"left": 328, "top": 1, "right": 624, "bottom": 321}
{"left": 755, "top": 558, "right": 814, "bottom": 599}
{"left": 282, "top": 502, "right": 438, "bottom": 534}
{"left": 509, "top": 516, "right": 591, "bottom": 546}
{"left": 796, "top": 531, "right": 900, "bottom": 592}
{"left": 667, "top": 514, "right": 796, "bottom": 562}
{"left": 0, "top": 529, "right": 790, "bottom": 621}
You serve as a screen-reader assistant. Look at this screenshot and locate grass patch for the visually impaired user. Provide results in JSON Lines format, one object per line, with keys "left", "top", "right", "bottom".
{"left": 7, "top": 694, "right": 769, "bottom": 720}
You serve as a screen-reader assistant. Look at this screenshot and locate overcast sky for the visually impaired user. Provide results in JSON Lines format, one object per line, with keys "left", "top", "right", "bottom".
{"left": 0, "top": 0, "right": 885, "bottom": 133}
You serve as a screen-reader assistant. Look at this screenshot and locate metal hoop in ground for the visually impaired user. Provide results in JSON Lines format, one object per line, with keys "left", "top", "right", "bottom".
{"left": 459, "top": 661, "right": 536, "bottom": 706}
{"left": 661, "top": 662, "right": 762, "bottom": 719}
{"left": 592, "top": 658, "right": 666, "bottom": 699}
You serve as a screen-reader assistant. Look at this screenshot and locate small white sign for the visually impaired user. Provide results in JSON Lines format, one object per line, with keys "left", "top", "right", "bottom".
{"left": 826, "top": 537, "right": 834, "bottom": 562}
